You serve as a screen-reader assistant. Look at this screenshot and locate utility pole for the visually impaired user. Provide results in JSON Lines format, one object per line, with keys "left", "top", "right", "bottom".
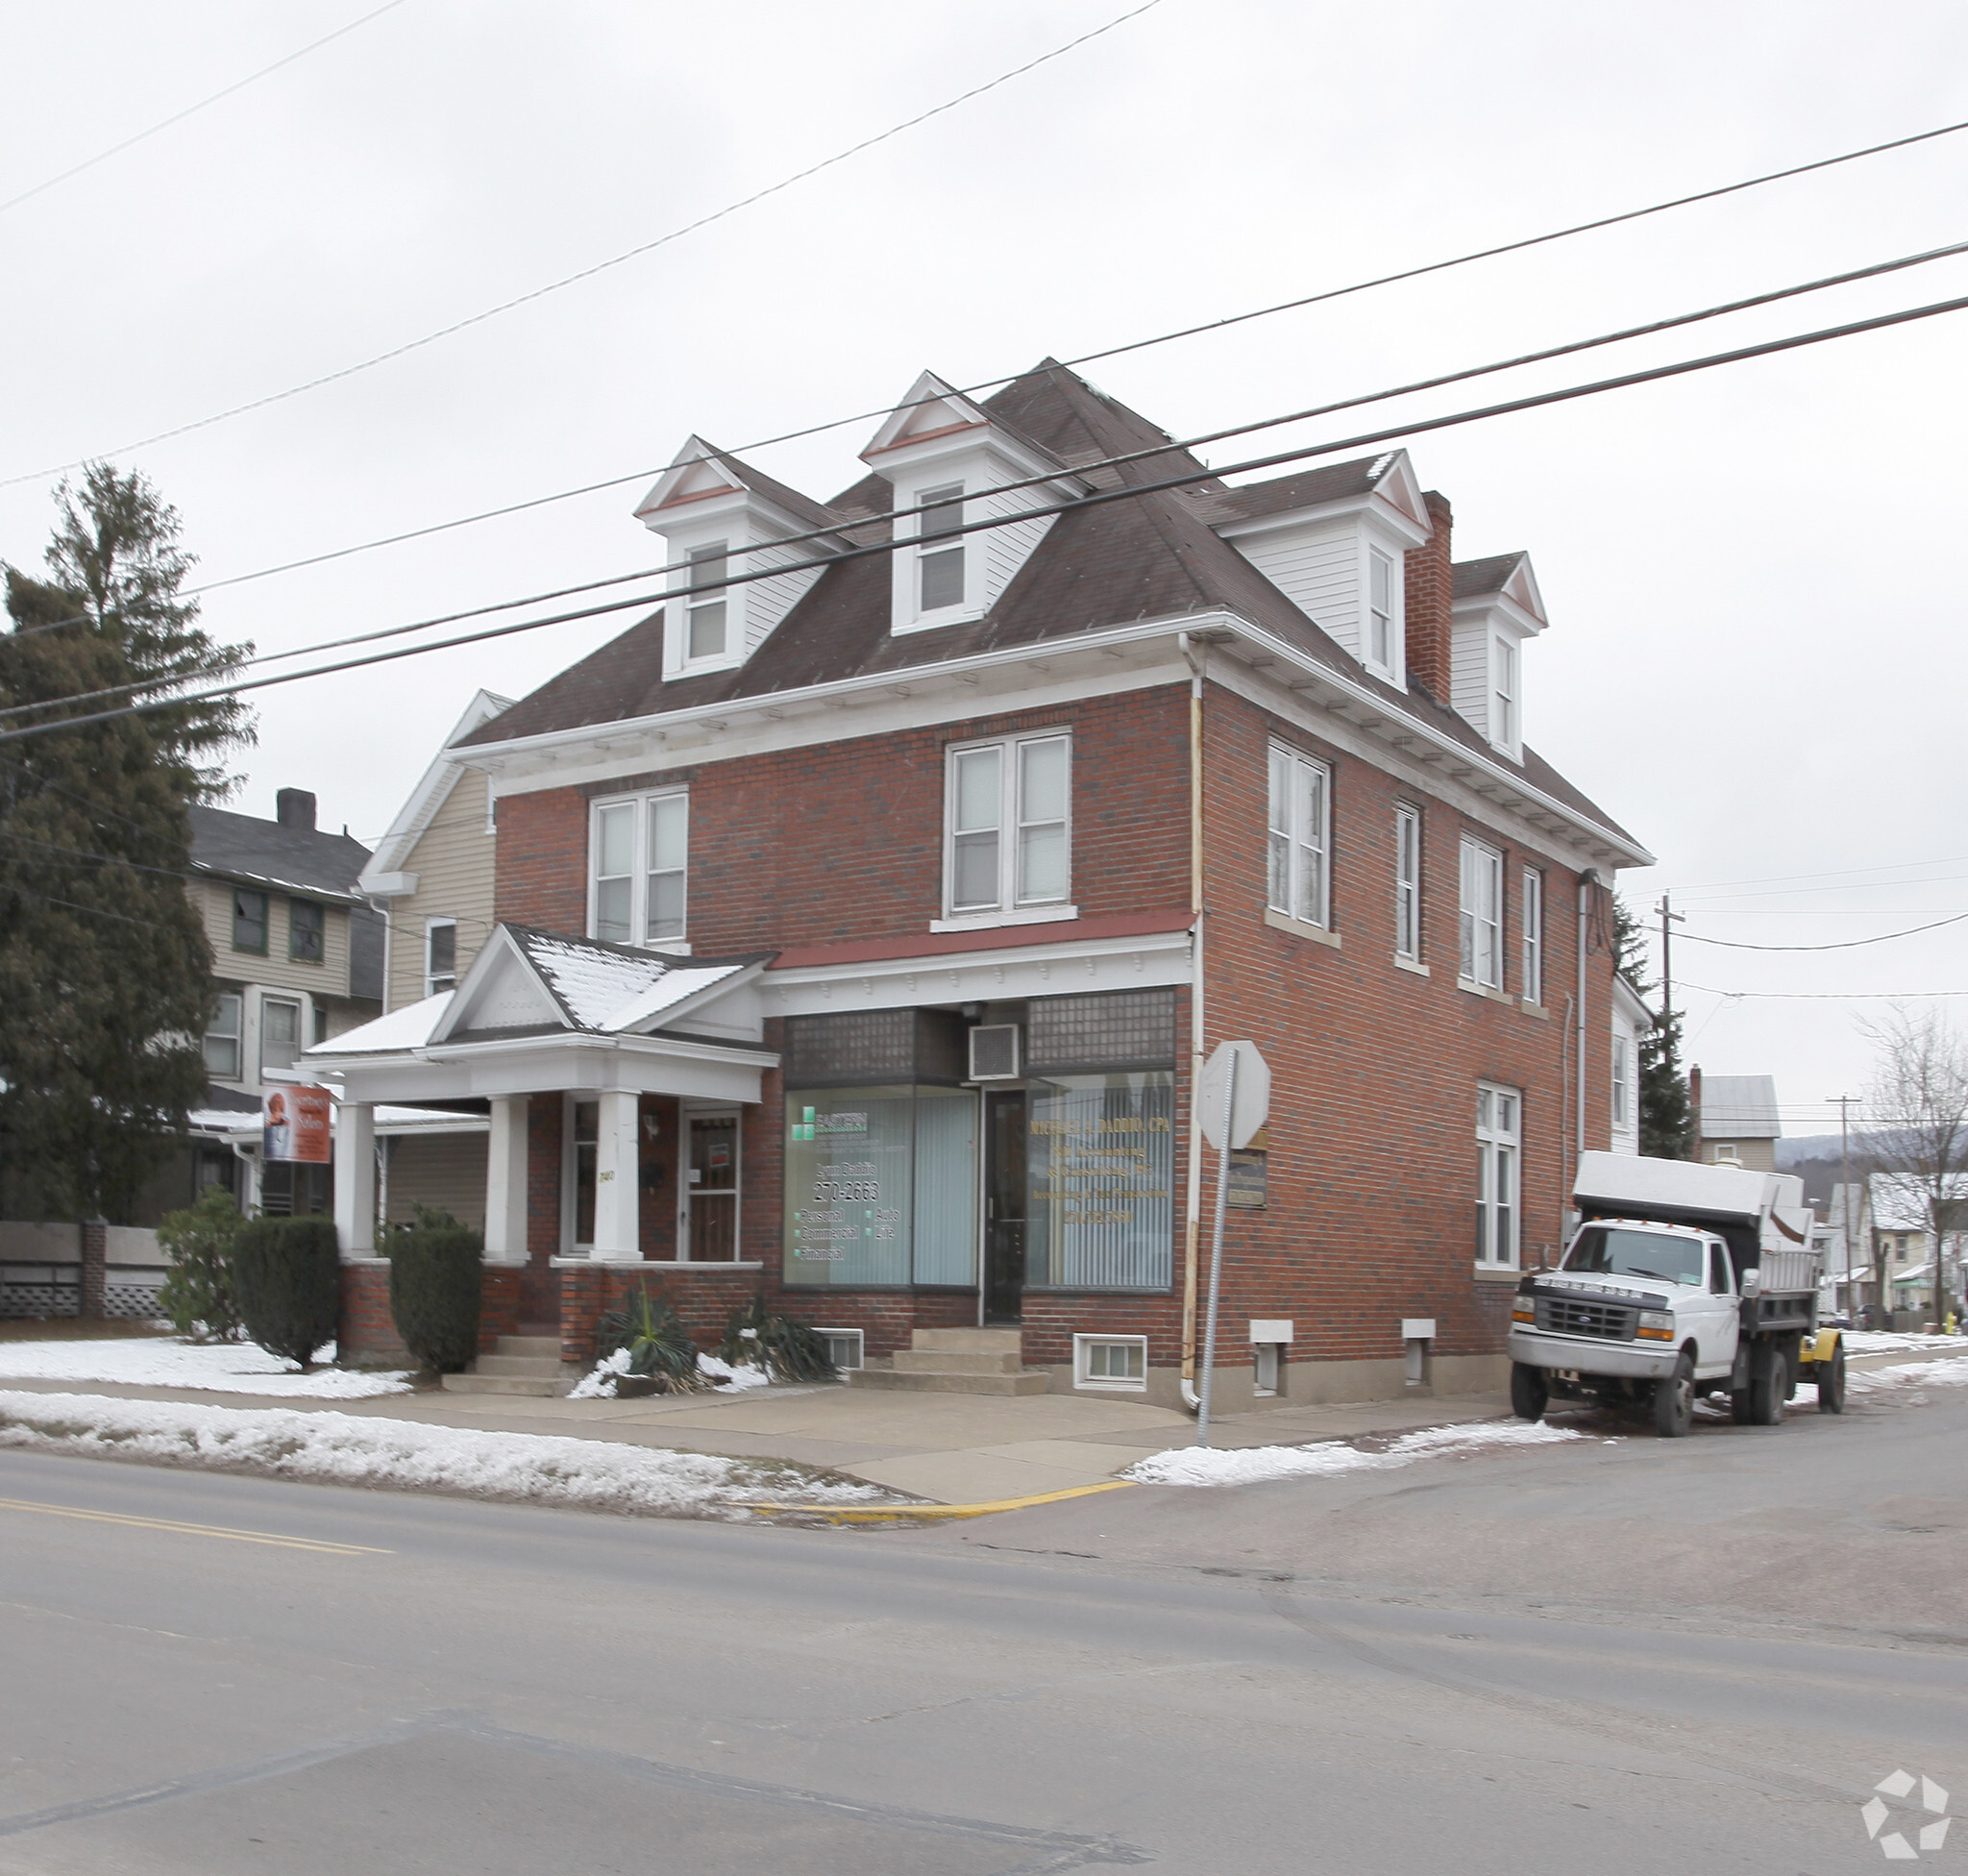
{"left": 1656, "top": 894, "right": 1685, "bottom": 1021}
{"left": 1828, "top": 1093, "right": 1864, "bottom": 1320}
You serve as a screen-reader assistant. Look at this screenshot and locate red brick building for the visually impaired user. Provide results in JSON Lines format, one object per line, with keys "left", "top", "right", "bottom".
{"left": 316, "top": 361, "right": 1650, "bottom": 1407}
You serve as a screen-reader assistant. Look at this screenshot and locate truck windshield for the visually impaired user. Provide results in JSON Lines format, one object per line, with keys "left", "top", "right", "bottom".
{"left": 1564, "top": 1226, "right": 1704, "bottom": 1286}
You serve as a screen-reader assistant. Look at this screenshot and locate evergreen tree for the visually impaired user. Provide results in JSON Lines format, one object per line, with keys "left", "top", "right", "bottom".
{"left": 0, "top": 466, "right": 253, "bottom": 1222}
{"left": 1613, "top": 896, "right": 1693, "bottom": 1160}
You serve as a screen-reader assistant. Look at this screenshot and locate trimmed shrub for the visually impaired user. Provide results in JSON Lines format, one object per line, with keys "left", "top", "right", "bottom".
{"left": 720, "top": 1293, "right": 837, "bottom": 1383}
{"left": 595, "top": 1284, "right": 703, "bottom": 1391}
{"left": 232, "top": 1217, "right": 342, "bottom": 1369}
{"left": 385, "top": 1206, "right": 483, "bottom": 1373}
{"left": 157, "top": 1186, "right": 246, "bottom": 1341}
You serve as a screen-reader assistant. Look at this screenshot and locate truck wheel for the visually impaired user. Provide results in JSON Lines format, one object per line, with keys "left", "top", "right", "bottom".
{"left": 1816, "top": 1341, "right": 1847, "bottom": 1415}
{"left": 1750, "top": 1345, "right": 1788, "bottom": 1426}
{"left": 1653, "top": 1353, "right": 1694, "bottom": 1439}
{"left": 1510, "top": 1362, "right": 1548, "bottom": 1422}
{"left": 1729, "top": 1385, "right": 1755, "bottom": 1425}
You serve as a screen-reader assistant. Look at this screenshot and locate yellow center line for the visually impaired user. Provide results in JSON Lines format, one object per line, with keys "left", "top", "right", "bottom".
{"left": 0, "top": 1496, "right": 392, "bottom": 1555}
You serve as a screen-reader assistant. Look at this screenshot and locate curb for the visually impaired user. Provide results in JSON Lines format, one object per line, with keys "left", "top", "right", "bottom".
{"left": 738, "top": 1479, "right": 1139, "bottom": 1523}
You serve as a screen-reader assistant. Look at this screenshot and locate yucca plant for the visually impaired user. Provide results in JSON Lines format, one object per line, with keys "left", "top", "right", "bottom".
{"left": 595, "top": 1284, "right": 704, "bottom": 1391}
{"left": 720, "top": 1293, "right": 837, "bottom": 1383}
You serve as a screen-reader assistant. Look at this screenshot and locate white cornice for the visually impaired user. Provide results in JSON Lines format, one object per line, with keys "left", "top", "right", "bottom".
{"left": 458, "top": 607, "right": 1651, "bottom": 870}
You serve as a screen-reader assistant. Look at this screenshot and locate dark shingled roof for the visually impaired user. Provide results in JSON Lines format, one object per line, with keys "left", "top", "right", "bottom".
{"left": 643, "top": 441, "right": 848, "bottom": 536}
{"left": 1452, "top": 553, "right": 1529, "bottom": 601}
{"left": 1186, "top": 456, "right": 1389, "bottom": 527}
{"left": 461, "top": 363, "right": 1636, "bottom": 846}
{"left": 188, "top": 805, "right": 372, "bottom": 899}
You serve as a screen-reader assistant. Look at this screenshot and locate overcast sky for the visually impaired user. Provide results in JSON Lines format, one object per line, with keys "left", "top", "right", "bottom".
{"left": 3, "top": 0, "right": 1964, "bottom": 1129}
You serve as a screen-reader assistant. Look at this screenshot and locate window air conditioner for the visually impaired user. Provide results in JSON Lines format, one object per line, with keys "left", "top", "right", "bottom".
{"left": 968, "top": 1024, "right": 1022, "bottom": 1081}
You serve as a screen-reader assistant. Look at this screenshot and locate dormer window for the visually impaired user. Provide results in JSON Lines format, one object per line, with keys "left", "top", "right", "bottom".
{"left": 917, "top": 484, "right": 966, "bottom": 612}
{"left": 1491, "top": 633, "right": 1518, "bottom": 749}
{"left": 1368, "top": 549, "right": 1394, "bottom": 671}
{"left": 685, "top": 542, "right": 729, "bottom": 662}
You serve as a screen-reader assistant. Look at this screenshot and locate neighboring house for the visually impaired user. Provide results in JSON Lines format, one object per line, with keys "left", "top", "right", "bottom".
{"left": 1692, "top": 1071, "right": 1782, "bottom": 1172}
{"left": 1609, "top": 975, "right": 1651, "bottom": 1155}
{"left": 186, "top": 789, "right": 383, "bottom": 1216}
{"left": 312, "top": 359, "right": 1651, "bottom": 1406}
{"left": 1822, "top": 1180, "right": 1874, "bottom": 1317}
{"left": 358, "top": 690, "right": 512, "bottom": 1013}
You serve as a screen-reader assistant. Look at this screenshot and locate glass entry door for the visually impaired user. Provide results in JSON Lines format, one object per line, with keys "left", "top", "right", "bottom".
{"left": 982, "top": 1089, "right": 1026, "bottom": 1323}
{"left": 681, "top": 1112, "right": 739, "bottom": 1261}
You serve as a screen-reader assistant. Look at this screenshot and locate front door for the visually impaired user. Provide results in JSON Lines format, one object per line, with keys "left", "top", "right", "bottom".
{"left": 680, "top": 1112, "right": 739, "bottom": 1262}
{"left": 983, "top": 1089, "right": 1026, "bottom": 1324}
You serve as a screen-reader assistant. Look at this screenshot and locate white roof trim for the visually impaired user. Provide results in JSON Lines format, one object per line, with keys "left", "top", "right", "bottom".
{"left": 358, "top": 689, "right": 511, "bottom": 892}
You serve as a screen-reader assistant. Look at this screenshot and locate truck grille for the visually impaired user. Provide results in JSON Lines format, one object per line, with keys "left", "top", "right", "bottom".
{"left": 1535, "top": 1296, "right": 1636, "bottom": 1342}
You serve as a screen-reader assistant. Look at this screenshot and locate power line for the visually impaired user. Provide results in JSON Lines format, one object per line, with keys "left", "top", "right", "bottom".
{"left": 0, "top": 2, "right": 410, "bottom": 218}
{"left": 1669, "top": 851, "right": 1968, "bottom": 894}
{"left": 0, "top": 0, "right": 1167, "bottom": 489}
{"left": 1677, "top": 910, "right": 1968, "bottom": 951}
{"left": 1683, "top": 982, "right": 1968, "bottom": 1000}
{"left": 6, "top": 94, "right": 1964, "bottom": 548}
{"left": 0, "top": 827, "right": 194, "bottom": 882}
{"left": 13, "top": 230, "right": 1968, "bottom": 716}
{"left": 8, "top": 282, "right": 1968, "bottom": 745}
{"left": 1, "top": 883, "right": 197, "bottom": 934}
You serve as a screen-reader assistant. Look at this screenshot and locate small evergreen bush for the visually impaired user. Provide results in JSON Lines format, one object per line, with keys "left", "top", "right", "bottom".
{"left": 385, "top": 1205, "right": 483, "bottom": 1373}
{"left": 720, "top": 1293, "right": 837, "bottom": 1383}
{"left": 232, "top": 1216, "right": 342, "bottom": 1369}
{"left": 156, "top": 1185, "right": 246, "bottom": 1340}
{"left": 594, "top": 1283, "right": 703, "bottom": 1391}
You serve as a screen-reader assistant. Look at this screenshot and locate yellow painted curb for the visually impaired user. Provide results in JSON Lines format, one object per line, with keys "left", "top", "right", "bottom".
{"left": 737, "top": 1478, "right": 1138, "bottom": 1523}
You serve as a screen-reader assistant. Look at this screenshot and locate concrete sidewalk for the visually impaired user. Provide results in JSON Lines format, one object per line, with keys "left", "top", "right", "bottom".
{"left": 0, "top": 1370, "right": 1510, "bottom": 1505}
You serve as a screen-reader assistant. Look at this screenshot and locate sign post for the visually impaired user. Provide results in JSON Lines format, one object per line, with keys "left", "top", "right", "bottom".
{"left": 1196, "top": 1041, "right": 1270, "bottom": 1446}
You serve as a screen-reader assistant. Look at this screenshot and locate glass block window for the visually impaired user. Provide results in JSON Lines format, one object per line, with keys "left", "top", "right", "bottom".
{"left": 1027, "top": 990, "right": 1176, "bottom": 1074}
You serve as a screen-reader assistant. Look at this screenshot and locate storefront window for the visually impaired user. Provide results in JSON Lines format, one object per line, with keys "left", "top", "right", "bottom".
{"left": 1026, "top": 1072, "right": 1174, "bottom": 1290}
{"left": 784, "top": 1085, "right": 976, "bottom": 1287}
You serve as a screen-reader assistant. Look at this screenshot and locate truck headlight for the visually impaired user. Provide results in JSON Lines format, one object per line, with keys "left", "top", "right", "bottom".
{"left": 1511, "top": 1302, "right": 1535, "bottom": 1323}
{"left": 1636, "top": 1310, "right": 1674, "bottom": 1341}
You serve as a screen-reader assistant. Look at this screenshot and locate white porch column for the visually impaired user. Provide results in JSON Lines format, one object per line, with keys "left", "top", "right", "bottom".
{"left": 591, "top": 1089, "right": 644, "bottom": 1262}
{"left": 483, "top": 1096, "right": 530, "bottom": 1265}
{"left": 333, "top": 1101, "right": 377, "bottom": 1258}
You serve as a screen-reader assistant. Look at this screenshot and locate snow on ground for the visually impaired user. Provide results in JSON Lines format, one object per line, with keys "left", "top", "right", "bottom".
{"left": 1841, "top": 1331, "right": 1967, "bottom": 1355}
{"left": 1127, "top": 1418, "right": 1583, "bottom": 1489}
{"left": 0, "top": 1391, "right": 905, "bottom": 1518}
{"left": 0, "top": 1337, "right": 412, "bottom": 1397}
{"left": 566, "top": 1348, "right": 776, "bottom": 1400}
{"left": 1848, "top": 1359, "right": 1968, "bottom": 1394}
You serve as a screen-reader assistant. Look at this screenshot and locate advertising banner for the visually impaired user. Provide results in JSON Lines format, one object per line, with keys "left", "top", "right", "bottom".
{"left": 263, "top": 1086, "right": 333, "bottom": 1164}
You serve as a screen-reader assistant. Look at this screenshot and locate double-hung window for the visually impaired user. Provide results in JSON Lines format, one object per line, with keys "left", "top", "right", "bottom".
{"left": 1267, "top": 746, "right": 1331, "bottom": 929}
{"left": 917, "top": 483, "right": 966, "bottom": 613}
{"left": 1491, "top": 633, "right": 1519, "bottom": 749}
{"left": 260, "top": 997, "right": 302, "bottom": 1076}
{"left": 1476, "top": 1084, "right": 1520, "bottom": 1268}
{"left": 1393, "top": 805, "right": 1421, "bottom": 960}
{"left": 204, "top": 993, "right": 243, "bottom": 1079}
{"left": 1520, "top": 868, "right": 1543, "bottom": 1004}
{"left": 232, "top": 888, "right": 268, "bottom": 955}
{"left": 591, "top": 790, "right": 689, "bottom": 947}
{"left": 289, "top": 899, "right": 324, "bottom": 963}
{"left": 1611, "top": 1035, "right": 1632, "bottom": 1130}
{"left": 1367, "top": 548, "right": 1394, "bottom": 672}
{"left": 1459, "top": 837, "right": 1504, "bottom": 989}
{"left": 945, "top": 732, "right": 1070, "bottom": 917}
{"left": 685, "top": 542, "right": 729, "bottom": 662}
{"left": 426, "top": 919, "right": 457, "bottom": 998}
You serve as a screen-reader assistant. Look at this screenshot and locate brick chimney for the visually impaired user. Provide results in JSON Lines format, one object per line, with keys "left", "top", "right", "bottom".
{"left": 1404, "top": 491, "right": 1453, "bottom": 704}
{"left": 275, "top": 788, "right": 317, "bottom": 832}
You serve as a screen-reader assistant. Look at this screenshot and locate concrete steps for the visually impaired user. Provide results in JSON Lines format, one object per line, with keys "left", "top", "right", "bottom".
{"left": 849, "top": 1326, "right": 1049, "bottom": 1397}
{"left": 440, "top": 1332, "right": 573, "bottom": 1397}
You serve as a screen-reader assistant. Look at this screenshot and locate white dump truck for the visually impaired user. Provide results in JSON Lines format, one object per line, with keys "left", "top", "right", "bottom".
{"left": 1509, "top": 1150, "right": 1845, "bottom": 1437}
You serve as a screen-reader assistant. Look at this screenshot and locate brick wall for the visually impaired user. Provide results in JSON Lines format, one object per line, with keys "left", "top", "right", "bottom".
{"left": 337, "top": 1261, "right": 410, "bottom": 1365}
{"left": 1405, "top": 492, "right": 1454, "bottom": 704}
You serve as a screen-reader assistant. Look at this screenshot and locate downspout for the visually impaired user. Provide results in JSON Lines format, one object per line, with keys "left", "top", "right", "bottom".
{"left": 1179, "top": 632, "right": 1207, "bottom": 1412}
{"left": 1560, "top": 993, "right": 1575, "bottom": 1256}
{"left": 1574, "top": 870, "right": 1601, "bottom": 1201}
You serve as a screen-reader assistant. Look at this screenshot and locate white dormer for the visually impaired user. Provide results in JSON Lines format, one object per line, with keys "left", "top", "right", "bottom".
{"left": 1450, "top": 553, "right": 1547, "bottom": 762}
{"left": 1211, "top": 450, "right": 1430, "bottom": 687}
{"left": 859, "top": 372, "right": 1086, "bottom": 636}
{"left": 634, "top": 438, "right": 843, "bottom": 679}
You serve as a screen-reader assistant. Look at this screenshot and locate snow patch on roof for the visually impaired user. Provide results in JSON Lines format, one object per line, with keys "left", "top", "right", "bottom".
{"left": 521, "top": 935, "right": 674, "bottom": 1029}
{"left": 308, "top": 993, "right": 451, "bottom": 1055}
{"left": 602, "top": 964, "right": 747, "bottom": 1032}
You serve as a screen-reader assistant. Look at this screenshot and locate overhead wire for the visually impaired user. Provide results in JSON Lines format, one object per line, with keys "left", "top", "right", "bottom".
{"left": 1680, "top": 982, "right": 1968, "bottom": 1000}
{"left": 0, "top": 0, "right": 1168, "bottom": 488}
{"left": 9, "top": 280, "right": 1968, "bottom": 747}
{"left": 1675, "top": 910, "right": 1968, "bottom": 950}
{"left": 0, "top": 0, "right": 410, "bottom": 218}
{"left": 9, "top": 100, "right": 1968, "bottom": 567}
{"left": 11, "top": 231, "right": 1968, "bottom": 721}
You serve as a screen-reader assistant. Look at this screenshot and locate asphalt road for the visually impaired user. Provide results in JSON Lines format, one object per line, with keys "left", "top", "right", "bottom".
{"left": 2, "top": 1377, "right": 1963, "bottom": 1874}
